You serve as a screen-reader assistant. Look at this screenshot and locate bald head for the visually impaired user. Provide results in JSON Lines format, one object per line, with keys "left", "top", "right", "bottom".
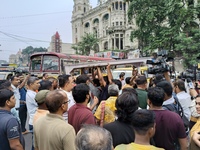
{"left": 45, "top": 89, "right": 68, "bottom": 113}
{"left": 76, "top": 125, "right": 113, "bottom": 150}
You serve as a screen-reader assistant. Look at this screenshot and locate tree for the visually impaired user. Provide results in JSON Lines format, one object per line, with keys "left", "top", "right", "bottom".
{"left": 22, "top": 46, "right": 47, "bottom": 62}
{"left": 175, "top": 28, "right": 200, "bottom": 67}
{"left": 72, "top": 33, "right": 99, "bottom": 55}
{"left": 127, "top": 0, "right": 199, "bottom": 67}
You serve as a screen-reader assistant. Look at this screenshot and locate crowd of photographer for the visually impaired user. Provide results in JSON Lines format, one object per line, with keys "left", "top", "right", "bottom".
{"left": 1, "top": 55, "right": 200, "bottom": 150}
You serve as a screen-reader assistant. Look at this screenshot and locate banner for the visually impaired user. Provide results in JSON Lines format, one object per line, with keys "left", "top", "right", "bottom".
{"left": 128, "top": 49, "right": 140, "bottom": 59}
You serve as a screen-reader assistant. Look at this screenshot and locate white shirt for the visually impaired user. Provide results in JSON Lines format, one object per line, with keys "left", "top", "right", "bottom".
{"left": 176, "top": 91, "right": 191, "bottom": 121}
{"left": 26, "top": 90, "right": 38, "bottom": 125}
{"left": 163, "top": 97, "right": 175, "bottom": 105}
{"left": 121, "top": 79, "right": 126, "bottom": 87}
{"left": 61, "top": 89, "right": 75, "bottom": 122}
{"left": 11, "top": 84, "right": 20, "bottom": 109}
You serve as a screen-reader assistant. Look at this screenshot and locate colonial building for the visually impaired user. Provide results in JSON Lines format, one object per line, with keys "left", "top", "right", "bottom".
{"left": 71, "top": 0, "right": 138, "bottom": 55}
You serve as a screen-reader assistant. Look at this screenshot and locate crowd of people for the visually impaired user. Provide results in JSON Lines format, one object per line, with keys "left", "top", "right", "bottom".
{"left": 0, "top": 65, "right": 200, "bottom": 150}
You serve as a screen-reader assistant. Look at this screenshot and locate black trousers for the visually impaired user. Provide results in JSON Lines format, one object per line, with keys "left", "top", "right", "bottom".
{"left": 19, "top": 105, "right": 27, "bottom": 132}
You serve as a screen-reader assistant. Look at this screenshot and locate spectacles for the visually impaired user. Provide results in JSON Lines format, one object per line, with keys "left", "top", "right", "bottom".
{"left": 63, "top": 100, "right": 71, "bottom": 104}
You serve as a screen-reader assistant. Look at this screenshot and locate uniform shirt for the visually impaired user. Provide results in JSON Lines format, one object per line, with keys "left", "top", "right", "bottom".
{"left": 26, "top": 89, "right": 38, "bottom": 125}
{"left": 34, "top": 113, "right": 76, "bottom": 150}
{"left": 0, "top": 110, "right": 25, "bottom": 150}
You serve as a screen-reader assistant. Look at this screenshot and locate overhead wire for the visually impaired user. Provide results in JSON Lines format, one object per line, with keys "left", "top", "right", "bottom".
{"left": 0, "top": 10, "right": 72, "bottom": 20}
{"left": 0, "top": 10, "right": 72, "bottom": 47}
{"left": 0, "top": 30, "right": 70, "bottom": 44}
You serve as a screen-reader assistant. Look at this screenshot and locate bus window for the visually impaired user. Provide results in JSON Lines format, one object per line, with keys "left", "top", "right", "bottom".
{"left": 43, "top": 55, "right": 59, "bottom": 71}
{"left": 31, "top": 56, "right": 41, "bottom": 71}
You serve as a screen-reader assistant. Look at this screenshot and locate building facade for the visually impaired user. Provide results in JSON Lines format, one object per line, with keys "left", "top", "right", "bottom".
{"left": 48, "top": 31, "right": 75, "bottom": 54}
{"left": 71, "top": 0, "right": 138, "bottom": 54}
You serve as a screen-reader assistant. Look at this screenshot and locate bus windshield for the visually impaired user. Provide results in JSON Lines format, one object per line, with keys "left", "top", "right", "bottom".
{"left": 31, "top": 56, "right": 41, "bottom": 71}
{"left": 42, "top": 55, "right": 59, "bottom": 71}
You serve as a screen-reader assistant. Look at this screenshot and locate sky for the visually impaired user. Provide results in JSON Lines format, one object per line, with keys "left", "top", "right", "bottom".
{"left": 0, "top": 0, "right": 97, "bottom": 61}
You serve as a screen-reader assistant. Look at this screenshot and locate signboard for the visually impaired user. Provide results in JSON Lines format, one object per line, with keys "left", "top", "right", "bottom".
{"left": 94, "top": 51, "right": 125, "bottom": 59}
{"left": 128, "top": 49, "right": 140, "bottom": 59}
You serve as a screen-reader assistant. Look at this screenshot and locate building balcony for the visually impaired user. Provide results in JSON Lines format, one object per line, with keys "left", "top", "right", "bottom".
{"left": 107, "top": 26, "right": 126, "bottom": 34}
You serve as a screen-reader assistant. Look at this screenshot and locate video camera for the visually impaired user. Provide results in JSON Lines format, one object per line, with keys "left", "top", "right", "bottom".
{"left": 180, "top": 69, "right": 195, "bottom": 80}
{"left": 146, "top": 50, "right": 174, "bottom": 74}
{"left": 180, "top": 69, "right": 200, "bottom": 81}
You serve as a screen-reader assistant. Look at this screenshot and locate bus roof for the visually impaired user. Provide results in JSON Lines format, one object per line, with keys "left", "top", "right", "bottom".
{"left": 30, "top": 52, "right": 68, "bottom": 59}
{"left": 30, "top": 52, "right": 114, "bottom": 61}
{"left": 65, "top": 57, "right": 151, "bottom": 74}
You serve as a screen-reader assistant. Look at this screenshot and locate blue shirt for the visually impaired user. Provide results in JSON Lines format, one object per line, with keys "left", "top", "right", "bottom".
{"left": 0, "top": 110, "right": 25, "bottom": 150}
{"left": 19, "top": 87, "right": 26, "bottom": 106}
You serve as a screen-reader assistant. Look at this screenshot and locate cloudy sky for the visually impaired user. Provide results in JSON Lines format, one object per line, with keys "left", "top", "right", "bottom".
{"left": 0, "top": 0, "right": 97, "bottom": 61}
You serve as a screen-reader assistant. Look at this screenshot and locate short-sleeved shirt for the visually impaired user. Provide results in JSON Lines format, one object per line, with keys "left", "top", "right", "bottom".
{"left": 153, "top": 110, "right": 186, "bottom": 150}
{"left": 34, "top": 113, "right": 76, "bottom": 150}
{"left": 104, "top": 120, "right": 135, "bottom": 148}
{"left": 68, "top": 103, "right": 96, "bottom": 133}
{"left": 115, "top": 143, "right": 164, "bottom": 150}
{"left": 136, "top": 88, "right": 148, "bottom": 109}
{"left": 0, "top": 110, "right": 25, "bottom": 150}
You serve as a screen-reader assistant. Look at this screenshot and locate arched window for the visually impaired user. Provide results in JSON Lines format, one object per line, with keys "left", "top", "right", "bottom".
{"left": 102, "top": 14, "right": 109, "bottom": 21}
{"left": 115, "top": 2, "right": 118, "bottom": 10}
{"left": 104, "top": 41, "right": 108, "bottom": 50}
{"left": 85, "top": 22, "right": 90, "bottom": 28}
{"left": 94, "top": 44, "right": 100, "bottom": 52}
{"left": 120, "top": 2, "right": 122, "bottom": 10}
{"left": 93, "top": 18, "right": 99, "bottom": 24}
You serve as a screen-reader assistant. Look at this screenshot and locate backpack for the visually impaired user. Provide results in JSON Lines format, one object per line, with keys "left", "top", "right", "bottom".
{"left": 162, "top": 96, "right": 189, "bottom": 131}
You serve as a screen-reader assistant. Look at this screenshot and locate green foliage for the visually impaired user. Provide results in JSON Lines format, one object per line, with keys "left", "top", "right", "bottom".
{"left": 71, "top": 33, "right": 99, "bottom": 55}
{"left": 22, "top": 46, "right": 47, "bottom": 61}
{"left": 128, "top": 0, "right": 200, "bottom": 67}
{"left": 22, "top": 46, "right": 47, "bottom": 55}
{"left": 175, "top": 29, "right": 200, "bottom": 67}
